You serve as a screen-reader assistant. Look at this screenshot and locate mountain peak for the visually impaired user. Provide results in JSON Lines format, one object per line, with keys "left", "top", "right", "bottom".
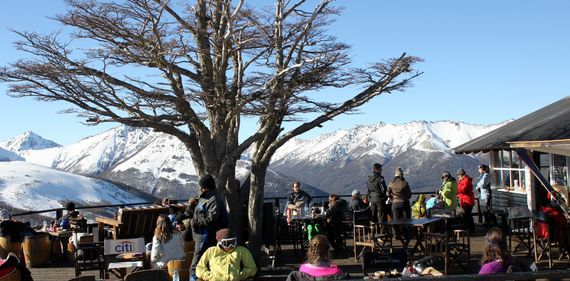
{"left": 0, "top": 131, "right": 61, "bottom": 152}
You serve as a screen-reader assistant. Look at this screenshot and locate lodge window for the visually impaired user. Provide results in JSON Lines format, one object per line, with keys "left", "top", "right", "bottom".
{"left": 493, "top": 150, "right": 527, "bottom": 192}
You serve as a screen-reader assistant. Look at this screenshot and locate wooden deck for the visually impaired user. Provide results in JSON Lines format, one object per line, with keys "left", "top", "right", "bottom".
{"left": 27, "top": 224, "right": 570, "bottom": 281}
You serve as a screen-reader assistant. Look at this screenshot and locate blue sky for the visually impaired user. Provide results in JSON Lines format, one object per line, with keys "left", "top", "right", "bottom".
{"left": 1, "top": 1, "right": 569, "bottom": 145}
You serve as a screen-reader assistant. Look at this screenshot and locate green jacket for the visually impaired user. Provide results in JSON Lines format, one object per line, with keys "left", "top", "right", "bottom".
{"left": 439, "top": 179, "right": 458, "bottom": 209}
{"left": 196, "top": 245, "right": 257, "bottom": 281}
{"left": 411, "top": 194, "right": 427, "bottom": 218}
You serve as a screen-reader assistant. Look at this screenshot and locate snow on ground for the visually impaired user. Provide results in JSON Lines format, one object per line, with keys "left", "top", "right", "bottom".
{"left": 0, "top": 161, "right": 146, "bottom": 212}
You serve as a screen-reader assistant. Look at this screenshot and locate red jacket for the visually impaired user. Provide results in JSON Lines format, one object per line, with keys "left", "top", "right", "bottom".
{"left": 457, "top": 175, "right": 475, "bottom": 208}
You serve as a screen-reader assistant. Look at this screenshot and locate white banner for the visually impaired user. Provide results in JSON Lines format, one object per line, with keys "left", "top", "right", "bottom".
{"left": 103, "top": 238, "right": 145, "bottom": 255}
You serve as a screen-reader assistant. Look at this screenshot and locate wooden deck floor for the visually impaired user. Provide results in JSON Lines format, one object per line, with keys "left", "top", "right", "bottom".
{"left": 27, "top": 224, "right": 570, "bottom": 281}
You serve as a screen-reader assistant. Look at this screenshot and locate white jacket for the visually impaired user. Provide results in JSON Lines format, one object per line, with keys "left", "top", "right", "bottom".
{"left": 150, "top": 232, "right": 185, "bottom": 269}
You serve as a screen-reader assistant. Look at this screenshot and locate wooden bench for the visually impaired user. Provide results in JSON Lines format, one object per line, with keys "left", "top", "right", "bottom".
{"left": 95, "top": 203, "right": 188, "bottom": 243}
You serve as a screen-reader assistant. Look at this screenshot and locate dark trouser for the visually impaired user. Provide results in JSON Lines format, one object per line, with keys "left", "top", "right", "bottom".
{"left": 461, "top": 205, "right": 475, "bottom": 232}
{"left": 190, "top": 231, "right": 215, "bottom": 279}
{"left": 392, "top": 201, "right": 411, "bottom": 237}
{"left": 392, "top": 201, "right": 411, "bottom": 221}
{"left": 369, "top": 199, "right": 387, "bottom": 224}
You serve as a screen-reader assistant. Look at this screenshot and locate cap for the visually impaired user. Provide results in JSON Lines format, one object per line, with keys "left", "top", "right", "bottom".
{"left": 351, "top": 189, "right": 361, "bottom": 197}
{"left": 199, "top": 175, "right": 216, "bottom": 190}
{"left": 0, "top": 209, "right": 10, "bottom": 221}
{"left": 441, "top": 171, "right": 451, "bottom": 179}
{"left": 456, "top": 168, "right": 465, "bottom": 176}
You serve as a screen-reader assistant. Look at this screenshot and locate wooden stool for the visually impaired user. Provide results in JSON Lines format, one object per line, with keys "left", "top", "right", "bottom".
{"left": 167, "top": 259, "right": 190, "bottom": 281}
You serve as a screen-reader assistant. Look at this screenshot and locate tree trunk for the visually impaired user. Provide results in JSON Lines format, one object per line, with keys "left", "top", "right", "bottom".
{"left": 247, "top": 162, "right": 267, "bottom": 262}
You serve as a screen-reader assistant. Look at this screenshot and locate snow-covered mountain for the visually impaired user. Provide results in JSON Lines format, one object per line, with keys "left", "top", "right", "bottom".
{"left": 0, "top": 131, "right": 61, "bottom": 152}
{"left": 16, "top": 126, "right": 324, "bottom": 199}
{"left": 269, "top": 120, "right": 505, "bottom": 195}
{"left": 0, "top": 147, "right": 23, "bottom": 161}
{"left": 4, "top": 120, "right": 503, "bottom": 202}
{"left": 0, "top": 161, "right": 148, "bottom": 213}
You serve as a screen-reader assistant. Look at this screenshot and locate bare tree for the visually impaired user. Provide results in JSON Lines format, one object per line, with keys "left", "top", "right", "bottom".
{"left": 0, "top": 0, "right": 421, "bottom": 259}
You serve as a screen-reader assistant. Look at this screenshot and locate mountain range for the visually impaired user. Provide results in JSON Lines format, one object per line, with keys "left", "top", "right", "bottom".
{"left": 0, "top": 120, "right": 504, "bottom": 212}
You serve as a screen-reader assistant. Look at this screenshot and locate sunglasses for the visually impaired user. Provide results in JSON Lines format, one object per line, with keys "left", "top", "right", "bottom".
{"left": 219, "top": 237, "right": 237, "bottom": 249}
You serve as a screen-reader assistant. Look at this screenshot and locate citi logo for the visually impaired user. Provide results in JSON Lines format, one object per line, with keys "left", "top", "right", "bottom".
{"left": 115, "top": 241, "right": 134, "bottom": 253}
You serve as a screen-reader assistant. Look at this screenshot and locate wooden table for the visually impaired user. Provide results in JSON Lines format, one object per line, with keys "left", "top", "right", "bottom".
{"left": 383, "top": 217, "right": 442, "bottom": 256}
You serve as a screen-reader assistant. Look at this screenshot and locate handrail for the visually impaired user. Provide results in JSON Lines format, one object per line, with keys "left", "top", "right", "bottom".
{"left": 12, "top": 191, "right": 435, "bottom": 218}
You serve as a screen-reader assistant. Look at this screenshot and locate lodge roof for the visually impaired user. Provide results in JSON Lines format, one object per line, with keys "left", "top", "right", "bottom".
{"left": 454, "top": 96, "right": 570, "bottom": 154}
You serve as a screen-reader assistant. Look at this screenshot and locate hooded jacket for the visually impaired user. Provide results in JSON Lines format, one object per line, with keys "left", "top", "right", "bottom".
{"left": 367, "top": 172, "right": 388, "bottom": 201}
{"left": 412, "top": 194, "right": 427, "bottom": 218}
{"left": 439, "top": 178, "right": 458, "bottom": 209}
{"left": 457, "top": 175, "right": 475, "bottom": 208}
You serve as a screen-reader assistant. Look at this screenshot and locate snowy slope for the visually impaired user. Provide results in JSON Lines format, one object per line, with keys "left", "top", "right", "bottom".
{"left": 0, "top": 131, "right": 61, "bottom": 152}
{"left": 0, "top": 161, "right": 146, "bottom": 212}
{"left": 20, "top": 126, "right": 268, "bottom": 197}
{"left": 0, "top": 147, "right": 23, "bottom": 161}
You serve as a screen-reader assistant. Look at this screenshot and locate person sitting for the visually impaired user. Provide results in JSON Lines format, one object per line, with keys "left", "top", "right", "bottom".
{"left": 286, "top": 182, "right": 312, "bottom": 223}
{"left": 196, "top": 228, "right": 256, "bottom": 281}
{"left": 479, "top": 227, "right": 516, "bottom": 274}
{"left": 425, "top": 193, "right": 444, "bottom": 217}
{"left": 150, "top": 214, "right": 185, "bottom": 269}
{"left": 411, "top": 194, "right": 427, "bottom": 219}
{"left": 0, "top": 253, "right": 34, "bottom": 281}
{"left": 349, "top": 189, "right": 368, "bottom": 212}
{"left": 324, "top": 194, "right": 352, "bottom": 250}
{"left": 61, "top": 201, "right": 87, "bottom": 231}
{"left": 0, "top": 209, "right": 35, "bottom": 243}
{"left": 175, "top": 216, "right": 193, "bottom": 243}
{"left": 296, "top": 235, "right": 345, "bottom": 279}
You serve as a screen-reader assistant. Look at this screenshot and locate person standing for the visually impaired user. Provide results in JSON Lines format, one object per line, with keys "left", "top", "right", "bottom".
{"left": 367, "top": 163, "right": 388, "bottom": 225}
{"left": 456, "top": 168, "right": 475, "bottom": 232}
{"left": 476, "top": 164, "right": 494, "bottom": 224}
{"left": 439, "top": 171, "right": 458, "bottom": 209}
{"left": 411, "top": 194, "right": 427, "bottom": 219}
{"left": 190, "top": 175, "right": 223, "bottom": 281}
{"left": 387, "top": 167, "right": 412, "bottom": 221}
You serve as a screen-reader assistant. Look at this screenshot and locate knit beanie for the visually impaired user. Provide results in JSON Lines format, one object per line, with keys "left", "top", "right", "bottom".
{"left": 199, "top": 175, "right": 216, "bottom": 190}
{"left": 216, "top": 228, "right": 231, "bottom": 241}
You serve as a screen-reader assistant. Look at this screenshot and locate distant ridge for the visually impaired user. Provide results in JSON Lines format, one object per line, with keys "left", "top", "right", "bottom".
{"left": 0, "top": 131, "right": 61, "bottom": 152}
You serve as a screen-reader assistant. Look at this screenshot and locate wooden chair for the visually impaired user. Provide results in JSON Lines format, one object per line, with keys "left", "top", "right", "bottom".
{"left": 448, "top": 229, "right": 471, "bottom": 274}
{"left": 353, "top": 210, "right": 391, "bottom": 261}
{"left": 424, "top": 231, "right": 450, "bottom": 275}
{"left": 73, "top": 241, "right": 105, "bottom": 279}
{"left": 67, "top": 276, "right": 96, "bottom": 281}
{"left": 533, "top": 213, "right": 552, "bottom": 267}
{"left": 507, "top": 206, "right": 533, "bottom": 256}
{"left": 96, "top": 203, "right": 188, "bottom": 243}
{"left": 124, "top": 269, "right": 170, "bottom": 281}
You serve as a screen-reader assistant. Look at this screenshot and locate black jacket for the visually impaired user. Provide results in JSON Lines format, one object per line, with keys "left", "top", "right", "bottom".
{"left": 367, "top": 172, "right": 387, "bottom": 201}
